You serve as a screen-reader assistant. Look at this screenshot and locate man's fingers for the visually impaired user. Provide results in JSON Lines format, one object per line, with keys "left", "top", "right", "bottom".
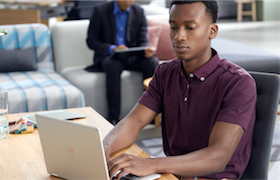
{"left": 106, "top": 154, "right": 110, "bottom": 163}
{"left": 145, "top": 52, "right": 153, "bottom": 59}
{"left": 108, "top": 154, "right": 155, "bottom": 179}
{"left": 145, "top": 46, "right": 156, "bottom": 51}
{"left": 118, "top": 44, "right": 128, "bottom": 49}
{"left": 113, "top": 168, "right": 132, "bottom": 180}
{"left": 113, "top": 44, "right": 128, "bottom": 52}
{"left": 109, "top": 161, "right": 133, "bottom": 179}
{"left": 108, "top": 154, "right": 128, "bottom": 167}
{"left": 108, "top": 154, "right": 133, "bottom": 178}
{"left": 145, "top": 46, "right": 156, "bottom": 58}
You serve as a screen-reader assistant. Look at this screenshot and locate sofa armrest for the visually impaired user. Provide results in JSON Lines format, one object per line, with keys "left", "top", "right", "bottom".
{"left": 51, "top": 20, "right": 93, "bottom": 73}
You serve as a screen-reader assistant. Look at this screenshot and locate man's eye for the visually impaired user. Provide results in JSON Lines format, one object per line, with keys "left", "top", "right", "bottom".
{"left": 170, "top": 26, "right": 177, "bottom": 30}
{"left": 187, "top": 27, "right": 196, "bottom": 30}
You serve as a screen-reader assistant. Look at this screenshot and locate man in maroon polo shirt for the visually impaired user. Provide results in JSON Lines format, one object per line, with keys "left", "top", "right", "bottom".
{"left": 103, "top": 1, "right": 257, "bottom": 180}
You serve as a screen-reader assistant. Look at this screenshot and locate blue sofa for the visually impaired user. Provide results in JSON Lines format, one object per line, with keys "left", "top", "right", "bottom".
{"left": 0, "top": 23, "right": 85, "bottom": 114}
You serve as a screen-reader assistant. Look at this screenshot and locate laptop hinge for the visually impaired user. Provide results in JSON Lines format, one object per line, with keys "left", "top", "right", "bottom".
{"left": 51, "top": 173, "right": 59, "bottom": 177}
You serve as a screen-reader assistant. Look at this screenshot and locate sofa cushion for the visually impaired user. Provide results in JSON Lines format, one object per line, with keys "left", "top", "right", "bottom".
{"left": 0, "top": 23, "right": 54, "bottom": 71}
{"left": 0, "top": 71, "right": 85, "bottom": 113}
{"left": 148, "top": 25, "right": 162, "bottom": 49}
{"left": 0, "top": 47, "right": 37, "bottom": 72}
{"left": 61, "top": 66, "right": 143, "bottom": 119}
{"left": 147, "top": 19, "right": 176, "bottom": 60}
{"left": 51, "top": 20, "right": 93, "bottom": 73}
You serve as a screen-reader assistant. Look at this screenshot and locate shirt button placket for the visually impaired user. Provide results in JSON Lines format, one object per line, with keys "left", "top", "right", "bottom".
{"left": 184, "top": 83, "right": 189, "bottom": 103}
{"left": 189, "top": 73, "right": 194, "bottom": 78}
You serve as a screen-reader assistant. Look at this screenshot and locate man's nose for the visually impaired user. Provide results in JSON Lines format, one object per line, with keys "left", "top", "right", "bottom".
{"left": 175, "top": 28, "right": 187, "bottom": 41}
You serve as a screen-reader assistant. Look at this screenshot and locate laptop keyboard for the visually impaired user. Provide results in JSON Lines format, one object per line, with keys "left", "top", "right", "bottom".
{"left": 112, "top": 173, "right": 139, "bottom": 180}
{"left": 120, "top": 174, "right": 139, "bottom": 180}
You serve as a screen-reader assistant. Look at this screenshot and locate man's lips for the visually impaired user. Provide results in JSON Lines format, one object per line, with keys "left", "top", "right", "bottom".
{"left": 174, "top": 45, "right": 189, "bottom": 53}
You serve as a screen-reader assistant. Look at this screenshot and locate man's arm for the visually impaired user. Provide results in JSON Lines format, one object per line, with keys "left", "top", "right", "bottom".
{"left": 103, "top": 103, "right": 157, "bottom": 163}
{"left": 152, "top": 121, "right": 244, "bottom": 177}
{"left": 107, "top": 120, "right": 244, "bottom": 179}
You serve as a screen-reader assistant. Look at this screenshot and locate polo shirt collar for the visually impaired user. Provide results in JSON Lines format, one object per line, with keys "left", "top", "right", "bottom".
{"left": 178, "top": 48, "right": 221, "bottom": 82}
{"left": 113, "top": 0, "right": 131, "bottom": 15}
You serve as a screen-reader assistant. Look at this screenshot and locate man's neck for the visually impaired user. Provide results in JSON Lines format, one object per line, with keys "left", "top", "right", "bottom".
{"left": 182, "top": 48, "right": 213, "bottom": 77}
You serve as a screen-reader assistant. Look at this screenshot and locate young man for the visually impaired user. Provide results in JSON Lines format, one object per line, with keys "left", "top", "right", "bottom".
{"left": 86, "top": 0, "right": 159, "bottom": 125}
{"left": 103, "top": 1, "right": 257, "bottom": 179}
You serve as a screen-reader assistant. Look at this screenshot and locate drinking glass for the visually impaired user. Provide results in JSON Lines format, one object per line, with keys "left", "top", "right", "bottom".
{"left": 0, "top": 89, "right": 10, "bottom": 139}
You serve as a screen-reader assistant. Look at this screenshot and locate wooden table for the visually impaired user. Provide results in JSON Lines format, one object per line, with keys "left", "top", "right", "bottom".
{"left": 0, "top": 107, "right": 177, "bottom": 180}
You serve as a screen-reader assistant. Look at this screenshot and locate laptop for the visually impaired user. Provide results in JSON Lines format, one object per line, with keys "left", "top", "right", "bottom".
{"left": 36, "top": 114, "right": 161, "bottom": 180}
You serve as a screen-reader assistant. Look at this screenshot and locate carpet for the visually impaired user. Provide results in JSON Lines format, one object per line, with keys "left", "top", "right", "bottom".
{"left": 135, "top": 138, "right": 166, "bottom": 158}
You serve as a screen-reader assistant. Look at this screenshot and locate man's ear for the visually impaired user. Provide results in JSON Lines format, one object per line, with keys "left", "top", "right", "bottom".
{"left": 209, "top": 24, "right": 218, "bottom": 39}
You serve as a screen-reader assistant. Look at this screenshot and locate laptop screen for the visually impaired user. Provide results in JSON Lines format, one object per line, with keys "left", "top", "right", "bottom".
{"left": 36, "top": 114, "right": 110, "bottom": 180}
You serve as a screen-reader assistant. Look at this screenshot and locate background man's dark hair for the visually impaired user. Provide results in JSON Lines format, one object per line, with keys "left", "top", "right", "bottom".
{"left": 170, "top": 0, "right": 219, "bottom": 23}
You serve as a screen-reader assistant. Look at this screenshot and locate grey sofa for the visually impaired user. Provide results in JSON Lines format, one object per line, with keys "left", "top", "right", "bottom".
{"left": 51, "top": 20, "right": 143, "bottom": 120}
{"left": 0, "top": 23, "right": 85, "bottom": 114}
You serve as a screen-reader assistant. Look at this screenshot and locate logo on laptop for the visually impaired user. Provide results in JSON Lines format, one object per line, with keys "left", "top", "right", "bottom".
{"left": 67, "top": 145, "right": 75, "bottom": 158}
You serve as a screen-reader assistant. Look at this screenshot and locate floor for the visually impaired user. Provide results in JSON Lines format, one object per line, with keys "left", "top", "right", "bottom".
{"left": 136, "top": 19, "right": 280, "bottom": 179}
{"left": 217, "top": 20, "right": 280, "bottom": 56}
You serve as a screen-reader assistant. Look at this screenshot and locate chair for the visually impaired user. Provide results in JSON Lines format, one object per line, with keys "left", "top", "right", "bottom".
{"left": 241, "top": 71, "right": 280, "bottom": 179}
{"left": 235, "top": 0, "right": 257, "bottom": 22}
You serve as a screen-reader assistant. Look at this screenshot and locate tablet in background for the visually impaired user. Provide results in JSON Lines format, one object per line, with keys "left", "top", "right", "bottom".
{"left": 113, "top": 46, "right": 146, "bottom": 60}
{"left": 114, "top": 46, "right": 147, "bottom": 53}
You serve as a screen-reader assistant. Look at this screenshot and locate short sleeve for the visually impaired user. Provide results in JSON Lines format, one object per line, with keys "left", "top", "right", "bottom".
{"left": 138, "top": 65, "right": 163, "bottom": 113}
{"left": 216, "top": 74, "right": 257, "bottom": 131}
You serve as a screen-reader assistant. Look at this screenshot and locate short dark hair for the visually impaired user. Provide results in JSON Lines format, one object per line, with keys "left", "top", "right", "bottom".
{"left": 170, "top": 0, "right": 219, "bottom": 23}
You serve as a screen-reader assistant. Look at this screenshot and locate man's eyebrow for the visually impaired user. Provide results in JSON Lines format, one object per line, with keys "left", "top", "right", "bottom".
{"left": 169, "top": 20, "right": 196, "bottom": 23}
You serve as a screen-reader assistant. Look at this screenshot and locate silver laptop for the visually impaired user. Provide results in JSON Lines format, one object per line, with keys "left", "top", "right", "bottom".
{"left": 36, "top": 114, "right": 161, "bottom": 180}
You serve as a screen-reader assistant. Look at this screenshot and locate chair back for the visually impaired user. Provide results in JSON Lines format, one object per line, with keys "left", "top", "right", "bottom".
{"left": 241, "top": 71, "right": 280, "bottom": 179}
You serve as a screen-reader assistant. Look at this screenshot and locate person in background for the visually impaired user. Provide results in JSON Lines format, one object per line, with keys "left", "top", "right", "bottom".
{"left": 86, "top": 0, "right": 159, "bottom": 125}
{"left": 103, "top": 0, "right": 257, "bottom": 180}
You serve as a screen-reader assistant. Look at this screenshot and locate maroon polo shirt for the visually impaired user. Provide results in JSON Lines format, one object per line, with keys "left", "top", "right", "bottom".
{"left": 138, "top": 50, "right": 257, "bottom": 179}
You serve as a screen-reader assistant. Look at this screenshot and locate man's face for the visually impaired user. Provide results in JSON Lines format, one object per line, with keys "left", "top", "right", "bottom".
{"left": 116, "top": 0, "right": 134, "bottom": 11}
{"left": 169, "top": 2, "right": 216, "bottom": 61}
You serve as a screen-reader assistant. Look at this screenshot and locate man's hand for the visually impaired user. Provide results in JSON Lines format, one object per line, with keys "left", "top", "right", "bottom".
{"left": 108, "top": 153, "right": 156, "bottom": 180}
{"left": 104, "top": 144, "right": 111, "bottom": 164}
{"left": 144, "top": 46, "right": 156, "bottom": 59}
{"left": 114, "top": 44, "right": 128, "bottom": 52}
